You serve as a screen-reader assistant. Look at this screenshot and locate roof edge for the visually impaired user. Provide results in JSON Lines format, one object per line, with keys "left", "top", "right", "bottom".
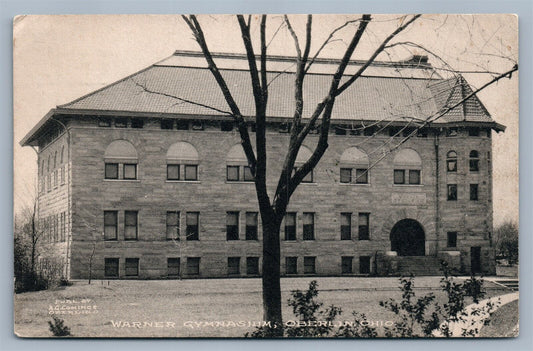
{"left": 20, "top": 109, "right": 57, "bottom": 146}
{"left": 171, "top": 50, "right": 433, "bottom": 69}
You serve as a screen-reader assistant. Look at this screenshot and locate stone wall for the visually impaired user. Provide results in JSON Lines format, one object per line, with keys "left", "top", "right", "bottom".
{"left": 55, "top": 117, "right": 496, "bottom": 279}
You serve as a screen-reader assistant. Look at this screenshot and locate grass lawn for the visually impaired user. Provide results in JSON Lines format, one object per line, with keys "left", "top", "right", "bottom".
{"left": 479, "top": 299, "right": 519, "bottom": 337}
{"left": 14, "top": 276, "right": 510, "bottom": 338}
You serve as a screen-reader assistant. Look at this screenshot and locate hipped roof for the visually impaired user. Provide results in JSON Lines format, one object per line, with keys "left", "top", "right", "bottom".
{"left": 21, "top": 51, "right": 504, "bottom": 146}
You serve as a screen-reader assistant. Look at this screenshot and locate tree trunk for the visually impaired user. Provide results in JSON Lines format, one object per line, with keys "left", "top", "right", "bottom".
{"left": 261, "top": 216, "right": 283, "bottom": 336}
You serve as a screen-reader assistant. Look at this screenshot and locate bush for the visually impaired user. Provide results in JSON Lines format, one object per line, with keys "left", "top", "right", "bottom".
{"left": 247, "top": 263, "right": 498, "bottom": 338}
{"left": 246, "top": 281, "right": 376, "bottom": 338}
{"left": 379, "top": 263, "right": 498, "bottom": 337}
{"left": 48, "top": 316, "right": 71, "bottom": 337}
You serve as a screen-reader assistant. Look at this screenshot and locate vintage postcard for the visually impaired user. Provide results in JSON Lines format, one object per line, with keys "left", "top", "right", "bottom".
{"left": 13, "top": 14, "right": 518, "bottom": 338}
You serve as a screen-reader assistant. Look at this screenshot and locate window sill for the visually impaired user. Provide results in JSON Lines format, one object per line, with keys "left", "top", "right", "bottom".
{"left": 165, "top": 180, "right": 201, "bottom": 183}
{"left": 339, "top": 183, "right": 370, "bottom": 186}
{"left": 393, "top": 184, "right": 423, "bottom": 187}
{"left": 225, "top": 181, "right": 255, "bottom": 184}
{"left": 104, "top": 179, "right": 141, "bottom": 182}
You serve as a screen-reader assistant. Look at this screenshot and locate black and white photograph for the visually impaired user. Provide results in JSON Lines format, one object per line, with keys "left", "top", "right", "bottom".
{"left": 13, "top": 14, "right": 519, "bottom": 338}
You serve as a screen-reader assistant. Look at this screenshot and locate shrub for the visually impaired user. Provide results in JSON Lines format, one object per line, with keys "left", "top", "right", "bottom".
{"left": 246, "top": 281, "right": 376, "bottom": 338}
{"left": 380, "top": 263, "right": 499, "bottom": 337}
{"left": 48, "top": 316, "right": 71, "bottom": 337}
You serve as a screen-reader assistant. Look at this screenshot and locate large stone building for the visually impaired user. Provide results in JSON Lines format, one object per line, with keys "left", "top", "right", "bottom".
{"left": 21, "top": 51, "right": 504, "bottom": 279}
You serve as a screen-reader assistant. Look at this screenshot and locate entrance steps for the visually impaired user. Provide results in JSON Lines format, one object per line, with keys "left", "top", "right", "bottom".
{"left": 397, "top": 256, "right": 443, "bottom": 276}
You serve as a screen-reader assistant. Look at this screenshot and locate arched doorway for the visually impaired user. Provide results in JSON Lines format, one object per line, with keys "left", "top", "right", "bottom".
{"left": 390, "top": 219, "right": 425, "bottom": 256}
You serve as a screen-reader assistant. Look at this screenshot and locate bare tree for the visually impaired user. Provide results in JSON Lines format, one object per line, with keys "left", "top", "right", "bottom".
{"left": 139, "top": 14, "right": 517, "bottom": 335}
{"left": 14, "top": 197, "right": 48, "bottom": 291}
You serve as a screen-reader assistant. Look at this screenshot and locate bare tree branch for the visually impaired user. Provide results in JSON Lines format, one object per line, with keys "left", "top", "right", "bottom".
{"left": 182, "top": 15, "right": 257, "bottom": 173}
{"left": 336, "top": 14, "right": 422, "bottom": 96}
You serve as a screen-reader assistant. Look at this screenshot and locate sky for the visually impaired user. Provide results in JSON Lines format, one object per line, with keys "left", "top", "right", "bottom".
{"left": 12, "top": 14, "right": 518, "bottom": 225}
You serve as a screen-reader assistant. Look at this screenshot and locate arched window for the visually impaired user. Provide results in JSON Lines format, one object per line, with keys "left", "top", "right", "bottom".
{"left": 469, "top": 150, "right": 479, "bottom": 172}
{"left": 226, "top": 144, "right": 253, "bottom": 182}
{"left": 104, "top": 140, "right": 138, "bottom": 180}
{"left": 446, "top": 151, "right": 457, "bottom": 172}
{"left": 166, "top": 141, "right": 199, "bottom": 181}
{"left": 47, "top": 156, "right": 50, "bottom": 173}
{"left": 339, "top": 147, "right": 370, "bottom": 184}
{"left": 294, "top": 146, "right": 313, "bottom": 183}
{"left": 393, "top": 149, "right": 422, "bottom": 185}
{"left": 60, "top": 146, "right": 64, "bottom": 164}
{"left": 53, "top": 151, "right": 57, "bottom": 169}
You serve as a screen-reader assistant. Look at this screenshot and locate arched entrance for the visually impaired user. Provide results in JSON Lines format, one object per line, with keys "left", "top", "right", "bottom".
{"left": 390, "top": 219, "right": 425, "bottom": 256}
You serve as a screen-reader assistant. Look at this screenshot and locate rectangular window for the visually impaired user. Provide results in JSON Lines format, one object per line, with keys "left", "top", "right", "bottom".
{"left": 104, "top": 211, "right": 118, "bottom": 240}
{"left": 470, "top": 184, "right": 479, "bottom": 201}
{"left": 363, "top": 126, "right": 375, "bottom": 136}
{"left": 184, "top": 165, "right": 198, "bottom": 181}
{"left": 243, "top": 166, "right": 255, "bottom": 181}
{"left": 186, "top": 212, "right": 199, "bottom": 240}
{"left": 167, "top": 258, "right": 180, "bottom": 278}
{"left": 220, "top": 121, "right": 234, "bottom": 131}
{"left": 446, "top": 128, "right": 458, "bottom": 137}
{"left": 104, "top": 258, "right": 119, "bottom": 278}
{"left": 98, "top": 118, "right": 111, "bottom": 127}
{"left": 246, "top": 257, "right": 259, "bottom": 275}
{"left": 468, "top": 127, "right": 480, "bottom": 136}
{"left": 115, "top": 118, "right": 127, "bottom": 128}
{"left": 191, "top": 121, "right": 204, "bottom": 130}
{"left": 123, "top": 164, "right": 137, "bottom": 180}
{"left": 447, "top": 159, "right": 457, "bottom": 172}
{"left": 359, "top": 256, "right": 371, "bottom": 274}
{"left": 186, "top": 257, "right": 200, "bottom": 275}
{"left": 105, "top": 163, "right": 119, "bottom": 179}
{"left": 335, "top": 126, "right": 347, "bottom": 135}
{"left": 284, "top": 212, "right": 296, "bottom": 241}
{"left": 355, "top": 169, "right": 368, "bottom": 184}
{"left": 342, "top": 256, "right": 353, "bottom": 274}
{"left": 60, "top": 166, "right": 65, "bottom": 185}
{"left": 409, "top": 170, "right": 421, "bottom": 185}
{"left": 286, "top": 257, "right": 297, "bottom": 274}
{"left": 417, "top": 129, "right": 428, "bottom": 138}
{"left": 166, "top": 211, "right": 180, "bottom": 240}
{"left": 358, "top": 213, "right": 370, "bottom": 240}
{"left": 279, "top": 123, "right": 291, "bottom": 133}
{"left": 389, "top": 126, "right": 402, "bottom": 136}
{"left": 302, "top": 170, "right": 313, "bottom": 183}
{"left": 341, "top": 213, "right": 352, "bottom": 240}
{"left": 124, "top": 211, "right": 138, "bottom": 240}
{"left": 304, "top": 257, "right": 316, "bottom": 274}
{"left": 228, "top": 257, "right": 240, "bottom": 275}
{"left": 227, "top": 166, "right": 240, "bottom": 181}
{"left": 226, "top": 212, "right": 239, "bottom": 240}
{"left": 161, "top": 119, "right": 174, "bottom": 129}
{"left": 167, "top": 164, "right": 180, "bottom": 180}
{"left": 340, "top": 168, "right": 352, "bottom": 183}
{"left": 470, "top": 159, "right": 479, "bottom": 172}
{"left": 447, "top": 232, "right": 457, "bottom": 248}
{"left": 131, "top": 118, "right": 144, "bottom": 128}
{"left": 53, "top": 170, "right": 58, "bottom": 188}
{"left": 176, "top": 120, "right": 189, "bottom": 130}
{"left": 125, "top": 258, "right": 139, "bottom": 277}
{"left": 302, "top": 212, "right": 315, "bottom": 240}
{"left": 394, "top": 169, "right": 405, "bottom": 184}
{"left": 245, "top": 212, "right": 258, "bottom": 240}
{"left": 447, "top": 184, "right": 458, "bottom": 201}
